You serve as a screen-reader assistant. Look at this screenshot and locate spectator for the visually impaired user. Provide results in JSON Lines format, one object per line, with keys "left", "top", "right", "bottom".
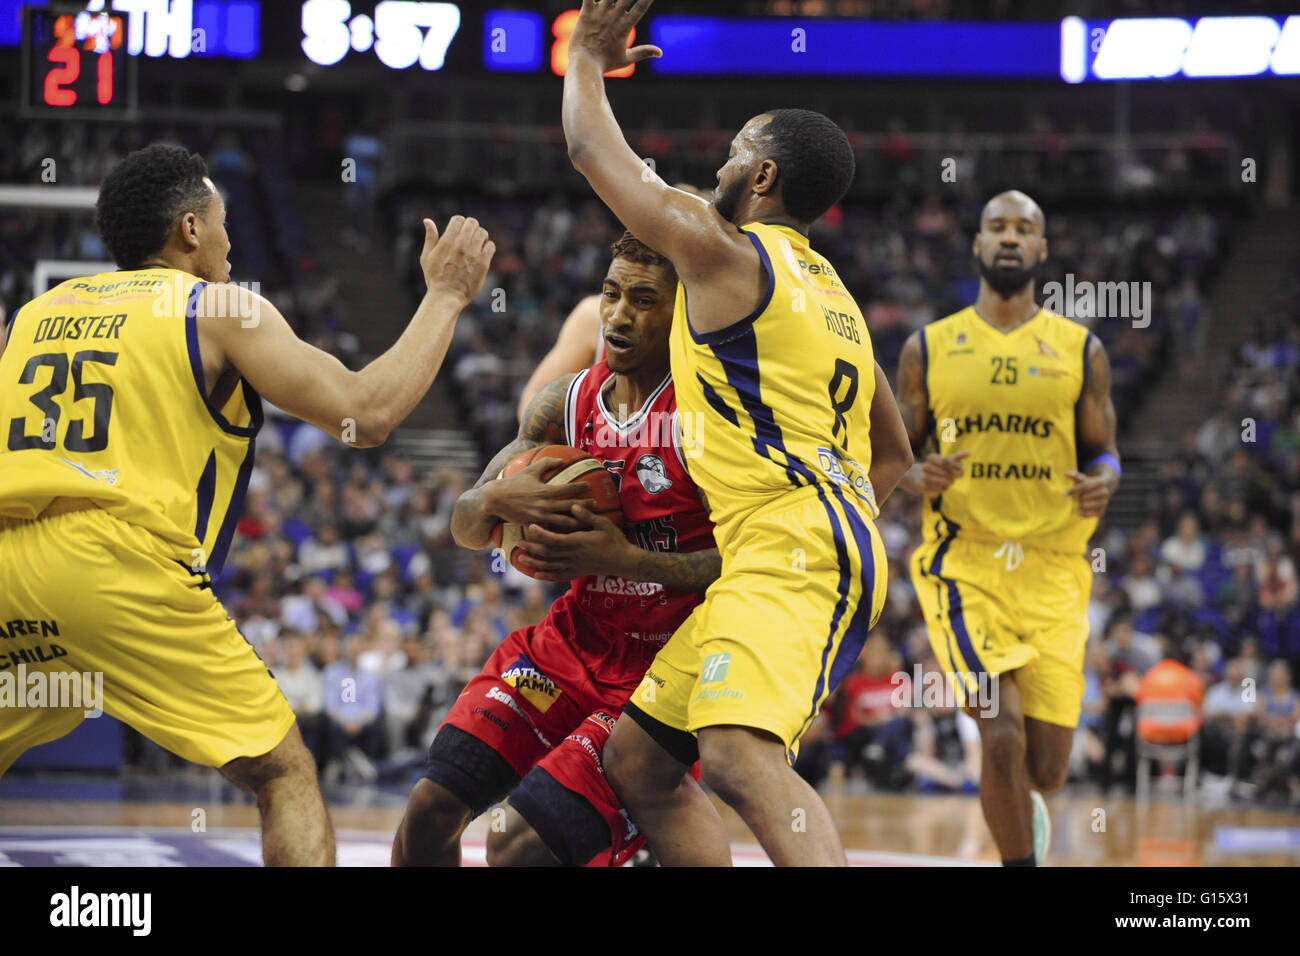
{"left": 1202, "top": 658, "right": 1254, "bottom": 790}
{"left": 299, "top": 523, "right": 350, "bottom": 576}
{"left": 1160, "top": 512, "right": 1207, "bottom": 575}
{"left": 321, "top": 635, "right": 385, "bottom": 782}
{"left": 1244, "top": 661, "right": 1300, "bottom": 802}
{"left": 359, "top": 617, "right": 408, "bottom": 677}
{"left": 275, "top": 633, "right": 326, "bottom": 767}
{"left": 904, "top": 701, "right": 980, "bottom": 793}
{"left": 383, "top": 634, "right": 454, "bottom": 758}
{"left": 281, "top": 574, "right": 347, "bottom": 634}
{"left": 1255, "top": 534, "right": 1297, "bottom": 614}
{"left": 833, "top": 637, "right": 913, "bottom": 792}
{"left": 1099, "top": 617, "right": 1145, "bottom": 790}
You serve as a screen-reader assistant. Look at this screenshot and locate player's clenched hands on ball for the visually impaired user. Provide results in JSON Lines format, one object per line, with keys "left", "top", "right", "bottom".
{"left": 515, "top": 504, "right": 637, "bottom": 582}
{"left": 1063, "top": 469, "right": 1117, "bottom": 518}
{"left": 482, "top": 459, "right": 597, "bottom": 533}
{"left": 917, "top": 449, "right": 971, "bottom": 494}
{"left": 570, "top": 0, "right": 663, "bottom": 73}
{"left": 420, "top": 216, "right": 496, "bottom": 305}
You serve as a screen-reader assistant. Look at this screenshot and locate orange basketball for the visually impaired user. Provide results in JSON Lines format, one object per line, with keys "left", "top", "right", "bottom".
{"left": 489, "top": 445, "right": 621, "bottom": 578}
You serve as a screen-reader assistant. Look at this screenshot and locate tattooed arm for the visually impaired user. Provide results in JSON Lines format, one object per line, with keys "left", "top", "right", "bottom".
{"left": 517, "top": 500, "right": 723, "bottom": 592}
{"left": 630, "top": 483, "right": 723, "bottom": 591}
{"left": 623, "top": 479, "right": 722, "bottom": 592}
{"left": 619, "top": 544, "right": 722, "bottom": 593}
{"left": 1065, "top": 336, "right": 1120, "bottom": 518}
{"left": 451, "top": 374, "right": 594, "bottom": 550}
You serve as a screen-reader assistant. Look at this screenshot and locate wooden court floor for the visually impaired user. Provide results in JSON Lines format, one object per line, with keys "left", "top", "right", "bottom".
{"left": 2, "top": 779, "right": 1298, "bottom": 865}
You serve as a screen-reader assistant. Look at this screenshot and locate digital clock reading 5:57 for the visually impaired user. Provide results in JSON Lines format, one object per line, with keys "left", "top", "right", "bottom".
{"left": 24, "top": 10, "right": 137, "bottom": 113}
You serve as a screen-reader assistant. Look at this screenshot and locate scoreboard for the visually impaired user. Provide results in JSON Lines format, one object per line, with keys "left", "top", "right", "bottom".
{"left": 6, "top": 2, "right": 1297, "bottom": 100}
{"left": 21, "top": 7, "right": 137, "bottom": 115}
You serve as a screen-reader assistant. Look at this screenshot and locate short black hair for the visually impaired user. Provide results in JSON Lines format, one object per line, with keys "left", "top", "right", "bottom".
{"left": 756, "top": 109, "right": 855, "bottom": 223}
{"left": 96, "top": 144, "right": 214, "bottom": 269}
{"left": 611, "top": 230, "right": 677, "bottom": 283}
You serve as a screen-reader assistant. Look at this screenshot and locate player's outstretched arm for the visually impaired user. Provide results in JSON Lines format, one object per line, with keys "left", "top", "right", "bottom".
{"left": 199, "top": 216, "right": 493, "bottom": 448}
{"left": 516, "top": 295, "right": 601, "bottom": 422}
{"left": 562, "top": 0, "right": 753, "bottom": 298}
{"left": 1065, "top": 336, "right": 1121, "bottom": 518}
{"left": 866, "top": 361, "right": 914, "bottom": 507}
{"left": 894, "top": 330, "right": 968, "bottom": 497}
{"left": 451, "top": 374, "right": 595, "bottom": 550}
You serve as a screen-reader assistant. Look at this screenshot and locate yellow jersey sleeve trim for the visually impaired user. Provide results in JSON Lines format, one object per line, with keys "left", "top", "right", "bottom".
{"left": 683, "top": 228, "right": 775, "bottom": 347}
{"left": 182, "top": 281, "right": 260, "bottom": 439}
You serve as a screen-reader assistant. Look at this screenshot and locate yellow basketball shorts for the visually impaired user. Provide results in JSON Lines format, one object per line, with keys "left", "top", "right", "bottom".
{"left": 628, "top": 484, "right": 887, "bottom": 762}
{"left": 909, "top": 530, "right": 1091, "bottom": 728}
{"left": 0, "top": 508, "right": 296, "bottom": 775}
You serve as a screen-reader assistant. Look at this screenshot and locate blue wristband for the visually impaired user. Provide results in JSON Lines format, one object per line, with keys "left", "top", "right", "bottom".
{"left": 1084, "top": 453, "right": 1121, "bottom": 478}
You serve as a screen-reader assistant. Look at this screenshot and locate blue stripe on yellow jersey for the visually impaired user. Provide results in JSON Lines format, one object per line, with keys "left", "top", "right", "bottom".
{"left": 670, "top": 222, "right": 877, "bottom": 544}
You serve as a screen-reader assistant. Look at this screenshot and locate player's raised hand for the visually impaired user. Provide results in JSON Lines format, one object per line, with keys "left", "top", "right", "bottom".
{"left": 482, "top": 458, "right": 597, "bottom": 532}
{"left": 918, "top": 449, "right": 971, "bottom": 494}
{"left": 515, "top": 504, "right": 636, "bottom": 582}
{"left": 420, "top": 216, "right": 496, "bottom": 305}
{"left": 1063, "top": 469, "right": 1116, "bottom": 518}
{"left": 570, "top": 0, "right": 663, "bottom": 74}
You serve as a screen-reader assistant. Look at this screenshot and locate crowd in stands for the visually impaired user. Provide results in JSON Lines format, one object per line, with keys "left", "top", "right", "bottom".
{"left": 0, "top": 119, "right": 320, "bottom": 344}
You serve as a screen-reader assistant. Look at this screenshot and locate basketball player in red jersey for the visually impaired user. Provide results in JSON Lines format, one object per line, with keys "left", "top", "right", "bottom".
{"left": 515, "top": 187, "right": 711, "bottom": 421}
{"left": 392, "top": 233, "right": 720, "bottom": 867}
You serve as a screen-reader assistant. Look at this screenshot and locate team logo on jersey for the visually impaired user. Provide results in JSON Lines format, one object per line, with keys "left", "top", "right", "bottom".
{"left": 635, "top": 454, "right": 672, "bottom": 494}
{"left": 589, "top": 711, "right": 618, "bottom": 731}
{"left": 955, "top": 332, "right": 967, "bottom": 345}
{"left": 695, "top": 652, "right": 743, "bottom": 703}
{"left": 1035, "top": 336, "right": 1059, "bottom": 358}
{"left": 701, "top": 653, "right": 731, "bottom": 684}
{"left": 816, "top": 448, "right": 878, "bottom": 514}
{"left": 500, "top": 654, "right": 561, "bottom": 712}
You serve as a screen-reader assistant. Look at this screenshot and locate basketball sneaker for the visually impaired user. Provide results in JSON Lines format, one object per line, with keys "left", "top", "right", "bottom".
{"left": 1030, "top": 789, "right": 1051, "bottom": 865}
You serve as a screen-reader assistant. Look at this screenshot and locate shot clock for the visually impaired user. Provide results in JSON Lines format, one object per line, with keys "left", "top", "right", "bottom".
{"left": 21, "top": 7, "right": 138, "bottom": 116}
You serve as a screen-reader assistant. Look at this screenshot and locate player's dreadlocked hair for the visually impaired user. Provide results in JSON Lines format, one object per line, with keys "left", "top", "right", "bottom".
{"left": 757, "top": 108, "right": 855, "bottom": 224}
{"left": 96, "top": 144, "right": 214, "bottom": 269}
{"left": 610, "top": 231, "right": 677, "bottom": 283}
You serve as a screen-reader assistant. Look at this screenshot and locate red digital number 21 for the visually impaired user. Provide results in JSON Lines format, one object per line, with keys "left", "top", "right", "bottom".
{"left": 44, "top": 46, "right": 79, "bottom": 107}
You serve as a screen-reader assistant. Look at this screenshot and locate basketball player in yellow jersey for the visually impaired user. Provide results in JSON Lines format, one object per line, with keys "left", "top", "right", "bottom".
{"left": 561, "top": 0, "right": 914, "bottom": 866}
{"left": 0, "top": 144, "right": 495, "bottom": 865}
{"left": 895, "top": 191, "right": 1120, "bottom": 866}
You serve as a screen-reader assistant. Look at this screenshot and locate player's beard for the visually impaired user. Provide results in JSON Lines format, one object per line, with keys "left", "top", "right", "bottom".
{"left": 712, "top": 174, "right": 748, "bottom": 223}
{"left": 977, "top": 255, "right": 1040, "bottom": 299}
